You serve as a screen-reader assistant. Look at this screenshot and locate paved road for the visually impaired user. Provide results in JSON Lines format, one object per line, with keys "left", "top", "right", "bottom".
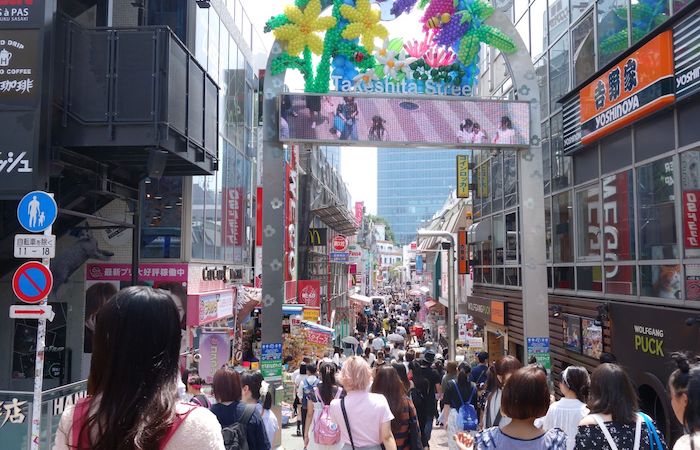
{"left": 280, "top": 416, "right": 449, "bottom": 449}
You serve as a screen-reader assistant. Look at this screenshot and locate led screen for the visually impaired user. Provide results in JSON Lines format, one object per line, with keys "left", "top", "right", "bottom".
{"left": 279, "top": 93, "right": 531, "bottom": 148}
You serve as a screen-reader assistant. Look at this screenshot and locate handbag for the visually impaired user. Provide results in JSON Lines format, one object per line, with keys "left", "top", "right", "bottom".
{"left": 341, "top": 397, "right": 357, "bottom": 450}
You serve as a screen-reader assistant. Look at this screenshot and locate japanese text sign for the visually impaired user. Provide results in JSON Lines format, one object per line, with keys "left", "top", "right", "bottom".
{"left": 86, "top": 263, "right": 188, "bottom": 282}
{"left": 298, "top": 280, "right": 321, "bottom": 308}
{"left": 458, "top": 230, "right": 468, "bottom": 275}
{"left": 456, "top": 155, "right": 469, "bottom": 199}
{"left": 684, "top": 191, "right": 700, "bottom": 249}
{"left": 579, "top": 31, "right": 674, "bottom": 145}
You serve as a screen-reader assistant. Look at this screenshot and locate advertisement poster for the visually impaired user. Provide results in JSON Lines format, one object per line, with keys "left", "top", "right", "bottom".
{"left": 581, "top": 318, "right": 603, "bottom": 359}
{"left": 526, "top": 337, "right": 551, "bottom": 370}
{"left": 562, "top": 315, "right": 582, "bottom": 353}
{"left": 198, "top": 332, "right": 230, "bottom": 384}
{"left": 686, "top": 264, "right": 700, "bottom": 301}
{"left": 298, "top": 280, "right": 321, "bottom": 308}
{"left": 457, "top": 314, "right": 469, "bottom": 341}
{"left": 261, "top": 343, "right": 283, "bottom": 381}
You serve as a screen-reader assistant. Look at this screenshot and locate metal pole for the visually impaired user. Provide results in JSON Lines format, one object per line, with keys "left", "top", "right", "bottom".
{"left": 131, "top": 180, "right": 142, "bottom": 286}
{"left": 30, "top": 215, "right": 53, "bottom": 449}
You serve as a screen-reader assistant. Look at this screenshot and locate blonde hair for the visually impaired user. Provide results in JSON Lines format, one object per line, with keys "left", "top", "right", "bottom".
{"left": 338, "top": 356, "right": 372, "bottom": 392}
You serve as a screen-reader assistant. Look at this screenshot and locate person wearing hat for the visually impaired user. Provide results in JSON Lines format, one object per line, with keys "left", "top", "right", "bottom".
{"left": 418, "top": 350, "right": 442, "bottom": 445}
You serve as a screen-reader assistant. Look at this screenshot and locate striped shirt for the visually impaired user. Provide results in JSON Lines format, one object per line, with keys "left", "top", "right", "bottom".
{"left": 392, "top": 396, "right": 420, "bottom": 450}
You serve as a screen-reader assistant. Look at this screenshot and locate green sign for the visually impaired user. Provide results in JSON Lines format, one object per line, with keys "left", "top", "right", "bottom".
{"left": 261, "top": 343, "right": 283, "bottom": 381}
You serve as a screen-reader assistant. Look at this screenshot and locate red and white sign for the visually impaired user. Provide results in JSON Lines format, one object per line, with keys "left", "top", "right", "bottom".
{"left": 256, "top": 187, "right": 263, "bottom": 247}
{"left": 86, "top": 263, "right": 188, "bottom": 282}
{"left": 10, "top": 304, "right": 55, "bottom": 321}
{"left": 306, "top": 328, "right": 330, "bottom": 345}
{"left": 354, "top": 201, "right": 364, "bottom": 225}
{"left": 186, "top": 289, "right": 236, "bottom": 326}
{"left": 684, "top": 191, "right": 700, "bottom": 249}
{"left": 332, "top": 235, "right": 349, "bottom": 252}
{"left": 410, "top": 241, "right": 417, "bottom": 251}
{"left": 222, "top": 187, "right": 245, "bottom": 247}
{"left": 285, "top": 152, "right": 299, "bottom": 281}
{"left": 12, "top": 261, "right": 53, "bottom": 304}
{"left": 298, "top": 280, "right": 320, "bottom": 308}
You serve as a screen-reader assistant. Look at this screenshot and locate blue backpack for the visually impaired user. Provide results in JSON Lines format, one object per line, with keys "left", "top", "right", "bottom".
{"left": 452, "top": 380, "right": 479, "bottom": 431}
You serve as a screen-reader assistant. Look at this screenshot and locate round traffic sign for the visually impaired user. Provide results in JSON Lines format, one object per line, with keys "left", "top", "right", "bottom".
{"left": 332, "top": 235, "right": 348, "bottom": 252}
{"left": 17, "top": 191, "right": 57, "bottom": 233}
{"left": 12, "top": 261, "right": 53, "bottom": 304}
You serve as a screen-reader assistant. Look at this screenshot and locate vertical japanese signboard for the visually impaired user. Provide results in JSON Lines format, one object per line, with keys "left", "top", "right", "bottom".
{"left": 456, "top": 155, "right": 469, "bottom": 198}
{"left": 458, "top": 230, "right": 468, "bottom": 275}
{"left": 0, "top": 0, "right": 46, "bottom": 197}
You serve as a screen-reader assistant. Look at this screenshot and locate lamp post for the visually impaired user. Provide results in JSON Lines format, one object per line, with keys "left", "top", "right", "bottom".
{"left": 417, "top": 230, "right": 456, "bottom": 360}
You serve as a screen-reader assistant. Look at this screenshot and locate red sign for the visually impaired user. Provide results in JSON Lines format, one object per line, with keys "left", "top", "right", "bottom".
{"left": 306, "top": 329, "right": 330, "bottom": 345}
{"left": 332, "top": 235, "right": 348, "bottom": 252}
{"left": 298, "top": 280, "right": 320, "bottom": 308}
{"left": 222, "top": 187, "right": 244, "bottom": 247}
{"left": 13, "top": 261, "right": 53, "bottom": 304}
{"left": 458, "top": 230, "right": 468, "bottom": 275}
{"left": 256, "top": 187, "right": 263, "bottom": 247}
{"left": 285, "top": 160, "right": 298, "bottom": 281}
{"left": 284, "top": 281, "right": 297, "bottom": 303}
{"left": 684, "top": 191, "right": 700, "bottom": 249}
{"left": 355, "top": 201, "right": 364, "bottom": 225}
{"left": 410, "top": 241, "right": 417, "bottom": 251}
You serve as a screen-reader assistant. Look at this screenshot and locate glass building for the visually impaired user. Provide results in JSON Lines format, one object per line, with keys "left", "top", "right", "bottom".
{"left": 377, "top": 148, "right": 469, "bottom": 245}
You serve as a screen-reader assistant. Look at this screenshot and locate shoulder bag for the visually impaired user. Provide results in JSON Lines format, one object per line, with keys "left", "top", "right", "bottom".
{"left": 591, "top": 414, "right": 642, "bottom": 450}
{"left": 341, "top": 397, "right": 356, "bottom": 450}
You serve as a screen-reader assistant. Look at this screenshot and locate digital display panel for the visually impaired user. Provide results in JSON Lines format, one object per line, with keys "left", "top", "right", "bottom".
{"left": 279, "top": 93, "right": 530, "bottom": 148}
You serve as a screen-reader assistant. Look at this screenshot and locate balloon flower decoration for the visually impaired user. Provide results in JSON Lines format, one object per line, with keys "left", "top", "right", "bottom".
{"left": 265, "top": 0, "right": 517, "bottom": 95}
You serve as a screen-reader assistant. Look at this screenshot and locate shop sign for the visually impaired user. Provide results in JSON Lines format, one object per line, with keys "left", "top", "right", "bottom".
{"left": 198, "top": 332, "right": 230, "bottom": 384}
{"left": 222, "top": 187, "right": 244, "bottom": 247}
{"left": 284, "top": 280, "right": 297, "bottom": 303}
{"left": 355, "top": 201, "right": 364, "bottom": 225}
{"left": 86, "top": 263, "right": 188, "bottom": 282}
{"left": 526, "top": 337, "right": 551, "bottom": 370}
{"left": 456, "top": 155, "right": 469, "bottom": 199}
{"left": 201, "top": 265, "right": 241, "bottom": 282}
{"left": 684, "top": 190, "right": 700, "bottom": 250}
{"left": 466, "top": 337, "right": 483, "bottom": 349}
{"left": 332, "top": 235, "right": 349, "bottom": 252}
{"left": 0, "top": 0, "right": 44, "bottom": 28}
{"left": 305, "top": 328, "right": 329, "bottom": 345}
{"left": 303, "top": 307, "right": 320, "bottom": 323}
{"left": 0, "top": 30, "right": 40, "bottom": 107}
{"left": 192, "top": 290, "right": 234, "bottom": 326}
{"left": 466, "top": 297, "right": 506, "bottom": 325}
{"left": 330, "top": 251, "right": 349, "bottom": 263}
{"left": 348, "top": 244, "right": 362, "bottom": 262}
{"left": 298, "top": 280, "right": 320, "bottom": 308}
{"left": 260, "top": 343, "right": 283, "bottom": 381}
{"left": 458, "top": 230, "right": 468, "bottom": 275}
{"left": 674, "top": 10, "right": 700, "bottom": 100}
{"left": 307, "top": 227, "right": 327, "bottom": 246}
{"left": 579, "top": 31, "right": 675, "bottom": 146}
{"left": 457, "top": 314, "right": 469, "bottom": 341}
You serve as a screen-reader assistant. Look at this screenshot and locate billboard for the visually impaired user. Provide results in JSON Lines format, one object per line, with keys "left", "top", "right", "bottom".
{"left": 279, "top": 93, "right": 530, "bottom": 148}
{"left": 456, "top": 155, "right": 469, "bottom": 199}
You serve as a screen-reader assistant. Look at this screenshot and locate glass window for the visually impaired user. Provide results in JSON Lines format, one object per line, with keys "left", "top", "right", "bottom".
{"left": 674, "top": 0, "right": 693, "bottom": 13}
{"left": 208, "top": 10, "right": 220, "bottom": 84}
{"left": 506, "top": 211, "right": 518, "bottom": 263}
{"left": 552, "top": 114, "right": 572, "bottom": 190}
{"left": 226, "top": 37, "right": 237, "bottom": 142}
{"left": 530, "top": 0, "right": 549, "bottom": 58}
{"left": 516, "top": 11, "right": 530, "bottom": 53}
{"left": 549, "top": 34, "right": 570, "bottom": 111}
{"left": 504, "top": 150, "right": 518, "bottom": 207}
{"left": 630, "top": 0, "right": 668, "bottom": 45}
{"left": 553, "top": 191, "right": 574, "bottom": 262}
{"left": 576, "top": 185, "right": 601, "bottom": 260}
{"left": 605, "top": 265, "right": 637, "bottom": 295}
{"left": 574, "top": 146, "right": 599, "bottom": 184}
{"left": 601, "top": 129, "right": 632, "bottom": 174}
{"left": 219, "top": 26, "right": 229, "bottom": 136}
{"left": 603, "top": 170, "right": 635, "bottom": 261}
{"left": 505, "top": 267, "right": 519, "bottom": 286}
{"left": 515, "top": 0, "right": 529, "bottom": 23}
{"left": 571, "top": 12, "right": 595, "bottom": 86}
{"left": 597, "top": 0, "right": 629, "bottom": 67}
{"left": 681, "top": 151, "right": 700, "bottom": 258}
{"left": 634, "top": 111, "right": 675, "bottom": 162}
{"left": 141, "top": 177, "right": 183, "bottom": 258}
{"left": 679, "top": 100, "right": 700, "bottom": 148}
{"left": 545, "top": 196, "right": 552, "bottom": 261}
{"left": 549, "top": 0, "right": 569, "bottom": 40}
{"left": 191, "top": 176, "right": 207, "bottom": 259}
{"left": 554, "top": 266, "right": 575, "bottom": 289}
{"left": 494, "top": 214, "right": 504, "bottom": 264}
{"left": 195, "top": 7, "right": 209, "bottom": 69}
{"left": 637, "top": 156, "right": 677, "bottom": 259}
{"left": 494, "top": 268, "right": 505, "bottom": 285}
{"left": 577, "top": 266, "right": 603, "bottom": 291}
{"left": 641, "top": 264, "right": 681, "bottom": 299}
{"left": 535, "top": 56, "right": 549, "bottom": 119}
{"left": 571, "top": 0, "right": 594, "bottom": 21}
{"left": 492, "top": 153, "right": 503, "bottom": 211}
{"left": 542, "top": 121, "right": 551, "bottom": 194}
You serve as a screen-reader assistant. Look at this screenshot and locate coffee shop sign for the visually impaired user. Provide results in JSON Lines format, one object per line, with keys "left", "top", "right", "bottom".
{"left": 201, "top": 265, "right": 243, "bottom": 282}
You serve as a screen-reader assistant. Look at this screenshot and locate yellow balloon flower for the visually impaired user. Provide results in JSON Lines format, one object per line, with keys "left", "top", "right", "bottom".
{"left": 340, "top": 0, "right": 389, "bottom": 51}
{"left": 273, "top": 0, "right": 337, "bottom": 56}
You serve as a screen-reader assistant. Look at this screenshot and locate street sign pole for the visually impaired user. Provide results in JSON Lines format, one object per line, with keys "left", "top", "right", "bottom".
{"left": 29, "top": 217, "right": 52, "bottom": 449}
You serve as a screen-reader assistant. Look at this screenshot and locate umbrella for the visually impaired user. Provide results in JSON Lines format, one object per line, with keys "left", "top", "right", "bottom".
{"left": 387, "top": 333, "right": 404, "bottom": 343}
{"left": 342, "top": 336, "right": 359, "bottom": 345}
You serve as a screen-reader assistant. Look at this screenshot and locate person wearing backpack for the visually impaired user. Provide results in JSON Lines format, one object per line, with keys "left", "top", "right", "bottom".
{"left": 210, "top": 367, "right": 270, "bottom": 450}
{"left": 300, "top": 362, "right": 321, "bottom": 440}
{"left": 441, "top": 363, "right": 479, "bottom": 450}
{"left": 185, "top": 375, "right": 212, "bottom": 408}
{"left": 575, "top": 364, "right": 668, "bottom": 450}
{"left": 372, "top": 365, "right": 422, "bottom": 450}
{"left": 241, "top": 371, "right": 279, "bottom": 446}
{"left": 52, "top": 287, "right": 224, "bottom": 450}
{"left": 304, "top": 361, "right": 344, "bottom": 450}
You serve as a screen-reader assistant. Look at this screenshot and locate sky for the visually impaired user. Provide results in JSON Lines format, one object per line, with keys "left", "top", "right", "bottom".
{"left": 240, "top": 0, "right": 429, "bottom": 215}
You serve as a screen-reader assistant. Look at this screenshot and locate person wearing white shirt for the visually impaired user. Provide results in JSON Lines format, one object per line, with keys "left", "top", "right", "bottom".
{"left": 539, "top": 366, "right": 590, "bottom": 450}
{"left": 493, "top": 116, "right": 516, "bottom": 145}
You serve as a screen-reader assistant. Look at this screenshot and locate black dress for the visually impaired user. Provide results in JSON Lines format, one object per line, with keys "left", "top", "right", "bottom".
{"left": 574, "top": 422, "right": 668, "bottom": 450}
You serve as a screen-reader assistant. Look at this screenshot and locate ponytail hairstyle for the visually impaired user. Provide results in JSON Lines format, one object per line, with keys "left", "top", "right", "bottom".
{"left": 670, "top": 352, "right": 700, "bottom": 432}
{"left": 560, "top": 366, "right": 590, "bottom": 403}
{"left": 318, "top": 361, "right": 338, "bottom": 405}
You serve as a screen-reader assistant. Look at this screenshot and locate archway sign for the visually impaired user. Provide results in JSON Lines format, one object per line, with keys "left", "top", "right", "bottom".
{"left": 261, "top": 0, "right": 548, "bottom": 362}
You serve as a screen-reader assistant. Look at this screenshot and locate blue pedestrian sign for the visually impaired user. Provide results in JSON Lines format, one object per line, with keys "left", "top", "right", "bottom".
{"left": 17, "top": 191, "right": 57, "bottom": 233}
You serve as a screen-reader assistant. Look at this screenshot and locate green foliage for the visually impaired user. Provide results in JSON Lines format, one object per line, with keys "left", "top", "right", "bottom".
{"left": 366, "top": 214, "right": 397, "bottom": 244}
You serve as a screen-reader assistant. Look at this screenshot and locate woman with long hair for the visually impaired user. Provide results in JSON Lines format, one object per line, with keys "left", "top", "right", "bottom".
{"left": 483, "top": 355, "right": 523, "bottom": 428}
{"left": 329, "top": 356, "right": 397, "bottom": 450}
{"left": 540, "top": 366, "right": 590, "bottom": 450}
{"left": 53, "top": 286, "right": 224, "bottom": 449}
{"left": 241, "top": 371, "right": 279, "bottom": 446}
{"left": 410, "top": 359, "right": 431, "bottom": 448}
{"left": 211, "top": 368, "right": 270, "bottom": 450}
{"left": 304, "top": 361, "right": 343, "bottom": 450}
{"left": 669, "top": 353, "right": 700, "bottom": 449}
{"left": 392, "top": 362, "right": 412, "bottom": 392}
{"left": 575, "top": 363, "right": 668, "bottom": 449}
{"left": 441, "top": 363, "right": 479, "bottom": 450}
{"left": 464, "top": 366, "right": 568, "bottom": 449}
{"left": 372, "top": 366, "right": 422, "bottom": 450}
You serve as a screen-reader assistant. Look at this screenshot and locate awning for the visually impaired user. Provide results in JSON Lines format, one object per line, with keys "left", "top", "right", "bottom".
{"left": 349, "top": 294, "right": 371, "bottom": 304}
{"left": 302, "top": 321, "right": 335, "bottom": 334}
{"left": 311, "top": 204, "right": 358, "bottom": 235}
{"left": 283, "top": 305, "right": 304, "bottom": 315}
{"left": 425, "top": 299, "right": 438, "bottom": 309}
{"left": 419, "top": 286, "right": 430, "bottom": 294}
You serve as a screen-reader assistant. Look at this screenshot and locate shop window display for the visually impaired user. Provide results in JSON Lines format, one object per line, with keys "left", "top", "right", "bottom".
{"left": 686, "top": 264, "right": 700, "bottom": 301}
{"left": 640, "top": 264, "right": 682, "bottom": 299}
{"left": 637, "top": 157, "right": 677, "bottom": 260}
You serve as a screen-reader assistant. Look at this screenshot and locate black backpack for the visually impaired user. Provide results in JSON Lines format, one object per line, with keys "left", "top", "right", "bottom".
{"left": 222, "top": 404, "right": 256, "bottom": 450}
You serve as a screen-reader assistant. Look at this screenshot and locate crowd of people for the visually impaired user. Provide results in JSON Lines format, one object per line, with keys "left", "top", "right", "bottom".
{"left": 49, "top": 285, "right": 700, "bottom": 450}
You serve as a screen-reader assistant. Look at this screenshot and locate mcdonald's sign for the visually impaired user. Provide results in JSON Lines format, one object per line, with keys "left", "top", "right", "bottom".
{"left": 307, "top": 228, "right": 327, "bottom": 246}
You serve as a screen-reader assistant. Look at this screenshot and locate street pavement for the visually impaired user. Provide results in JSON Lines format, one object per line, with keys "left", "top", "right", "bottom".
{"left": 280, "top": 416, "right": 450, "bottom": 449}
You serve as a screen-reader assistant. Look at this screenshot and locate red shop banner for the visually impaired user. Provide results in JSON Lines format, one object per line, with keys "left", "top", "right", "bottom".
{"left": 306, "top": 328, "right": 330, "bottom": 346}
{"left": 684, "top": 190, "right": 700, "bottom": 249}
{"left": 298, "top": 280, "right": 321, "bottom": 308}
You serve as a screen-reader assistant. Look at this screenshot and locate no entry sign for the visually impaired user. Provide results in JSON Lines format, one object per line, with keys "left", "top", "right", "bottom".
{"left": 12, "top": 261, "right": 53, "bottom": 304}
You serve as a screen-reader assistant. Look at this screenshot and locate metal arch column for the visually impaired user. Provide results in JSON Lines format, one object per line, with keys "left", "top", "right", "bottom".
{"left": 261, "top": 1, "right": 549, "bottom": 353}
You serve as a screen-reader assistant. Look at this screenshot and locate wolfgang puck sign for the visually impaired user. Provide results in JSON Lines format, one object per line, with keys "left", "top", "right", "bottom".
{"left": 579, "top": 31, "right": 675, "bottom": 146}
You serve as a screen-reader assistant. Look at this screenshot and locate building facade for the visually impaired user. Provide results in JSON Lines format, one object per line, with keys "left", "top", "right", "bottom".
{"left": 471, "top": 0, "right": 700, "bottom": 443}
{"left": 377, "top": 148, "right": 469, "bottom": 245}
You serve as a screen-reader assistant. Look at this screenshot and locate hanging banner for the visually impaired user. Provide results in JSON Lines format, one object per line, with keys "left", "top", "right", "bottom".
{"left": 456, "top": 155, "right": 469, "bottom": 198}
{"left": 298, "top": 280, "right": 321, "bottom": 308}
{"left": 198, "top": 332, "right": 230, "bottom": 384}
{"left": 458, "top": 230, "right": 468, "bottom": 275}
{"left": 684, "top": 190, "right": 700, "bottom": 251}
{"left": 355, "top": 201, "right": 364, "bottom": 225}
